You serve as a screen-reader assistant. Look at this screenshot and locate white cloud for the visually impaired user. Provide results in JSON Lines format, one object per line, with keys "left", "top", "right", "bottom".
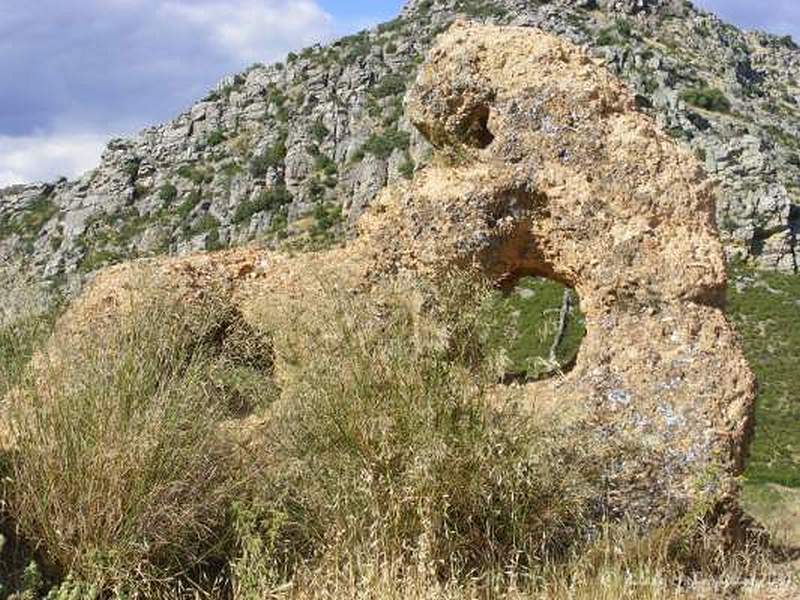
{"left": 0, "top": 0, "right": 340, "bottom": 188}
{"left": 0, "top": 132, "right": 109, "bottom": 187}
{"left": 161, "top": 0, "right": 334, "bottom": 63}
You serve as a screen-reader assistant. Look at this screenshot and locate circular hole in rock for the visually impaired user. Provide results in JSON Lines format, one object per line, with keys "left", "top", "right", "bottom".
{"left": 485, "top": 276, "right": 586, "bottom": 383}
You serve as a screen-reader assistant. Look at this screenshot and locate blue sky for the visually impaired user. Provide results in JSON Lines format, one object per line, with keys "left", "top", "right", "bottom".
{"left": 0, "top": 0, "right": 796, "bottom": 186}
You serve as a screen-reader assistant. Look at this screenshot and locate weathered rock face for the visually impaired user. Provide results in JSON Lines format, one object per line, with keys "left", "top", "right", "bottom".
{"left": 34, "top": 23, "right": 755, "bottom": 532}
{"left": 1, "top": 0, "right": 800, "bottom": 311}
{"left": 375, "top": 22, "right": 755, "bottom": 526}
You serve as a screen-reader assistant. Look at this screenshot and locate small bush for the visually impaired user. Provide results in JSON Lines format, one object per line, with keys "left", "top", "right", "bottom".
{"left": 312, "top": 201, "right": 341, "bottom": 233}
{"left": 176, "top": 189, "right": 202, "bottom": 220}
{"left": 680, "top": 86, "right": 732, "bottom": 113}
{"left": 78, "top": 248, "right": 123, "bottom": 273}
{"left": 187, "top": 213, "right": 221, "bottom": 237}
{"left": 355, "top": 128, "right": 411, "bottom": 161}
{"left": 207, "top": 129, "right": 225, "bottom": 146}
{"left": 371, "top": 73, "right": 407, "bottom": 99}
{"left": 399, "top": 155, "right": 416, "bottom": 179}
{"left": 1, "top": 195, "right": 59, "bottom": 240}
{"left": 249, "top": 134, "right": 288, "bottom": 178}
{"left": 176, "top": 164, "right": 214, "bottom": 185}
{"left": 310, "top": 119, "right": 329, "bottom": 144}
{"left": 158, "top": 183, "right": 177, "bottom": 204}
{"left": 313, "top": 152, "right": 337, "bottom": 177}
{"left": 233, "top": 185, "right": 293, "bottom": 224}
{"left": 123, "top": 159, "right": 141, "bottom": 179}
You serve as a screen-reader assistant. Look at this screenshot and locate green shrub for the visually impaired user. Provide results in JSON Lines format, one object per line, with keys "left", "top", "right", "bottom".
{"left": 233, "top": 185, "right": 293, "bottom": 224}
{"left": 355, "top": 128, "right": 411, "bottom": 161}
{"left": 680, "top": 86, "right": 732, "bottom": 113}
{"left": 158, "top": 183, "right": 178, "bottom": 204}
{"left": 595, "top": 19, "right": 634, "bottom": 47}
{"left": 313, "top": 152, "right": 337, "bottom": 177}
{"left": 341, "top": 31, "right": 371, "bottom": 63}
{"left": 176, "top": 190, "right": 202, "bottom": 220}
{"left": 207, "top": 129, "right": 225, "bottom": 146}
{"left": 78, "top": 248, "right": 123, "bottom": 273}
{"left": 399, "top": 155, "right": 416, "bottom": 179}
{"left": 310, "top": 119, "right": 329, "bottom": 144}
{"left": 123, "top": 159, "right": 141, "bottom": 179}
{"left": 376, "top": 17, "right": 405, "bottom": 35}
{"left": 249, "top": 134, "right": 288, "bottom": 178}
{"left": 371, "top": 73, "right": 407, "bottom": 99}
{"left": 0, "top": 195, "right": 60, "bottom": 241}
{"left": 268, "top": 206, "right": 288, "bottom": 237}
{"left": 188, "top": 214, "right": 220, "bottom": 237}
{"left": 205, "top": 226, "right": 223, "bottom": 251}
{"left": 220, "top": 162, "right": 241, "bottom": 178}
{"left": 311, "top": 201, "right": 341, "bottom": 234}
{"left": 176, "top": 164, "right": 214, "bottom": 185}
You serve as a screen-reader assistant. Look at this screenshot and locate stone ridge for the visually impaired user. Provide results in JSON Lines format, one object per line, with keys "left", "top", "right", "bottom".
{"left": 1, "top": 0, "right": 799, "bottom": 305}
{"left": 37, "top": 22, "right": 755, "bottom": 533}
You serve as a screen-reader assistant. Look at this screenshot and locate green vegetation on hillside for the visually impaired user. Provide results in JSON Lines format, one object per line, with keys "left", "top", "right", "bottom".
{"left": 233, "top": 185, "right": 293, "bottom": 225}
{"left": 487, "top": 277, "right": 586, "bottom": 380}
{"left": 0, "top": 194, "right": 59, "bottom": 242}
{"left": 680, "top": 86, "right": 732, "bottom": 113}
{"left": 728, "top": 266, "right": 800, "bottom": 488}
{"left": 353, "top": 127, "right": 411, "bottom": 161}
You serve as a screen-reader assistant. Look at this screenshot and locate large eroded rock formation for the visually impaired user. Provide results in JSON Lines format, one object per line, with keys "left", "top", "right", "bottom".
{"left": 12, "top": 23, "right": 756, "bottom": 530}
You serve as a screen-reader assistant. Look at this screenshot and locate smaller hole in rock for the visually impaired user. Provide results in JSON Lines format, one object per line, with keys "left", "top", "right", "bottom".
{"left": 465, "top": 105, "right": 495, "bottom": 148}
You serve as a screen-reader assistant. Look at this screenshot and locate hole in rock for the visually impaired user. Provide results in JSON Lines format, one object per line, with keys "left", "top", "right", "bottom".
{"left": 464, "top": 105, "right": 495, "bottom": 148}
{"left": 485, "top": 276, "right": 586, "bottom": 383}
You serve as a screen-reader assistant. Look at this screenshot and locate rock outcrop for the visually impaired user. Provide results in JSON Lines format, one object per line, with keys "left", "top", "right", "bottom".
{"left": 31, "top": 23, "right": 755, "bottom": 532}
{"left": 1, "top": 0, "right": 800, "bottom": 312}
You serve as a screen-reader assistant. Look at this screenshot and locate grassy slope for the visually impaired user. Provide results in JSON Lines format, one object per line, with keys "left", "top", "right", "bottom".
{"left": 725, "top": 267, "right": 800, "bottom": 550}
{"left": 487, "top": 277, "right": 586, "bottom": 379}
{"left": 727, "top": 268, "right": 800, "bottom": 488}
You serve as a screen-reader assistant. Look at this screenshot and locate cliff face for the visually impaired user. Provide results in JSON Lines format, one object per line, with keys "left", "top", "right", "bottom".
{"left": 1, "top": 0, "right": 799, "bottom": 298}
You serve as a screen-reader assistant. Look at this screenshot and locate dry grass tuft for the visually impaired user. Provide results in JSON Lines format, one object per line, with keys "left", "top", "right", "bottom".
{"left": 3, "top": 284, "right": 272, "bottom": 594}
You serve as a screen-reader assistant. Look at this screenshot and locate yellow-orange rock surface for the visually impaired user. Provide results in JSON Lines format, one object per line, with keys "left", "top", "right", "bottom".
{"left": 14, "top": 23, "right": 756, "bottom": 529}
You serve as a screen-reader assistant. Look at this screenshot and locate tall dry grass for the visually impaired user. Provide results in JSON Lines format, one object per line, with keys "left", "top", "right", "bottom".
{"left": 0, "top": 270, "right": 795, "bottom": 598}
{"left": 3, "top": 286, "right": 272, "bottom": 594}
{"left": 233, "top": 275, "right": 612, "bottom": 591}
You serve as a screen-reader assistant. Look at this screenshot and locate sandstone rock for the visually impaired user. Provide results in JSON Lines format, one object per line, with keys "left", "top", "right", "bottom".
{"left": 2, "top": 0, "right": 800, "bottom": 307}
{"left": 25, "top": 23, "right": 755, "bottom": 534}
{"left": 394, "top": 24, "right": 755, "bottom": 528}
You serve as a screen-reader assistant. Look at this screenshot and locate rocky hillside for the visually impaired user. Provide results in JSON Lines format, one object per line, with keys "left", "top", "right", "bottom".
{"left": 1, "top": 0, "right": 799, "bottom": 297}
